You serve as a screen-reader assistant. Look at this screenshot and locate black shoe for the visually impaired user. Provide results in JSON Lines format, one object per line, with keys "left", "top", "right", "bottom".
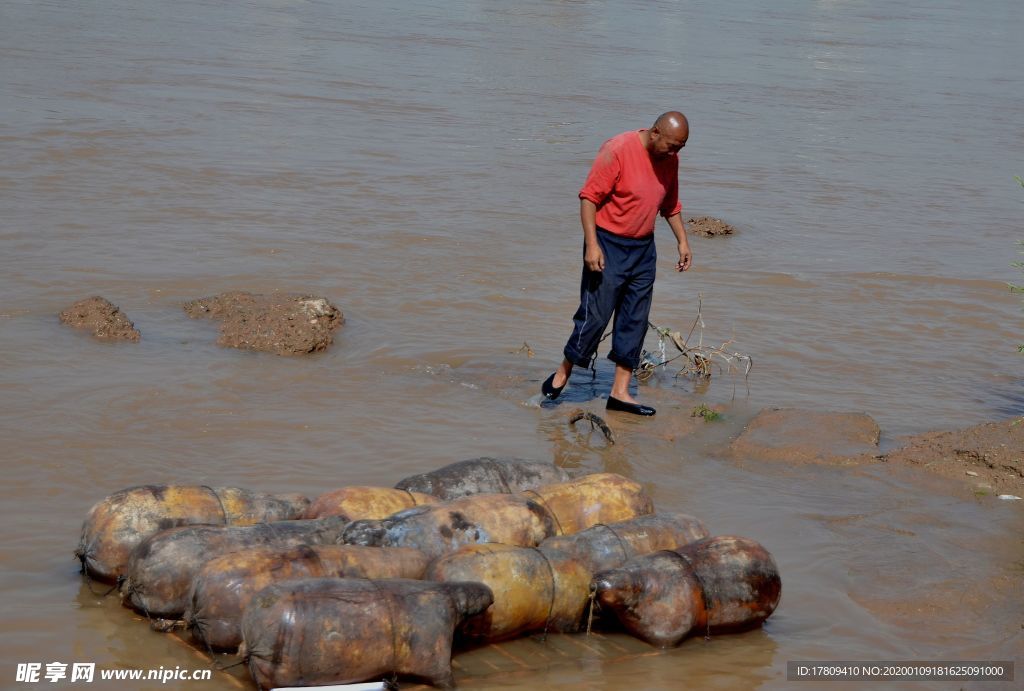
{"left": 606, "top": 396, "right": 656, "bottom": 416}
{"left": 541, "top": 372, "right": 565, "bottom": 400}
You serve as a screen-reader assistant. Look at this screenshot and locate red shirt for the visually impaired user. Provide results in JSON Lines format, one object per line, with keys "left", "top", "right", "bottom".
{"left": 578, "top": 130, "right": 682, "bottom": 238}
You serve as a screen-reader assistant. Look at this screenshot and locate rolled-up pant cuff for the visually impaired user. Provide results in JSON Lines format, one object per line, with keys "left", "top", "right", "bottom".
{"left": 607, "top": 350, "right": 641, "bottom": 370}
{"left": 563, "top": 347, "right": 595, "bottom": 369}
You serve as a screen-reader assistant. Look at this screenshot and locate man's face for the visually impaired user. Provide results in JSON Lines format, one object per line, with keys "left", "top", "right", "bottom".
{"left": 649, "top": 125, "right": 688, "bottom": 159}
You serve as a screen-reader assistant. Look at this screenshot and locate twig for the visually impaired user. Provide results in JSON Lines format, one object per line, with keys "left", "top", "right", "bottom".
{"left": 641, "top": 293, "right": 753, "bottom": 383}
{"left": 568, "top": 409, "right": 615, "bottom": 445}
{"left": 510, "top": 342, "right": 534, "bottom": 357}
{"left": 150, "top": 618, "right": 186, "bottom": 633}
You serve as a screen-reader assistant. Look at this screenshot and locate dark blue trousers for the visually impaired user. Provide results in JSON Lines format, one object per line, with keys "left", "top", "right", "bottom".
{"left": 563, "top": 228, "right": 657, "bottom": 371}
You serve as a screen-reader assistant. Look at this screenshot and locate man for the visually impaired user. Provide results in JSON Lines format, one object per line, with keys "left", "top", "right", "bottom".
{"left": 541, "top": 112, "right": 692, "bottom": 416}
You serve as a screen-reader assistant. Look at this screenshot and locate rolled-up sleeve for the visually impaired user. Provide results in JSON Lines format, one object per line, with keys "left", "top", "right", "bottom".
{"left": 578, "top": 142, "right": 620, "bottom": 205}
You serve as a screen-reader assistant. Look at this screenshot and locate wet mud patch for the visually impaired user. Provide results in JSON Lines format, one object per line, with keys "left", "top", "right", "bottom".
{"left": 58, "top": 296, "right": 140, "bottom": 342}
{"left": 729, "top": 408, "right": 880, "bottom": 465}
{"left": 183, "top": 291, "right": 343, "bottom": 355}
{"left": 862, "top": 419, "right": 1024, "bottom": 497}
{"left": 687, "top": 216, "right": 735, "bottom": 237}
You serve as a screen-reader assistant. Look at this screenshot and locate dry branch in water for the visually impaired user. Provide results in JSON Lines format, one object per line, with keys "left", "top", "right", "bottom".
{"left": 567, "top": 409, "right": 615, "bottom": 445}
{"left": 636, "top": 293, "right": 753, "bottom": 383}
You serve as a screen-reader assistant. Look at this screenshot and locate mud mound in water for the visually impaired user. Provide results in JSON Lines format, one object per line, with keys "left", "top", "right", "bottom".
{"left": 58, "top": 296, "right": 140, "bottom": 342}
{"left": 184, "top": 291, "right": 343, "bottom": 355}
{"left": 729, "top": 408, "right": 880, "bottom": 464}
{"left": 687, "top": 216, "right": 735, "bottom": 237}
{"left": 865, "top": 419, "right": 1024, "bottom": 497}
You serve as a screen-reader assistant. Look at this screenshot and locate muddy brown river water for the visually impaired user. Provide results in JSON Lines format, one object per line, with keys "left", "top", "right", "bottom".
{"left": 2, "top": 1, "right": 1022, "bottom": 689}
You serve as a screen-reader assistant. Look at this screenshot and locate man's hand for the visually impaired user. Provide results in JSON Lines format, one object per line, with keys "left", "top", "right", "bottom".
{"left": 580, "top": 199, "right": 604, "bottom": 271}
{"left": 676, "top": 243, "right": 692, "bottom": 272}
{"left": 666, "top": 213, "right": 691, "bottom": 272}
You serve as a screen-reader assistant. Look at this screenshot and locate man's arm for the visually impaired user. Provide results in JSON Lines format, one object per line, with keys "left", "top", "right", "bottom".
{"left": 665, "top": 213, "right": 691, "bottom": 271}
{"left": 581, "top": 198, "right": 605, "bottom": 272}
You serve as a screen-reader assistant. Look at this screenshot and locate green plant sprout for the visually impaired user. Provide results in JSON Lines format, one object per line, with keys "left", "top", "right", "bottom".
{"left": 691, "top": 404, "right": 721, "bottom": 422}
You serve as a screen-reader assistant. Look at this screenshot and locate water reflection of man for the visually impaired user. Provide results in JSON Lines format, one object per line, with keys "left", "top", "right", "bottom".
{"left": 542, "top": 112, "right": 692, "bottom": 416}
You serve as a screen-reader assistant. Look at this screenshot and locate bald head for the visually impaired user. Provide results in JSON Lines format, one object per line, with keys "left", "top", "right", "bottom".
{"left": 647, "top": 111, "right": 689, "bottom": 159}
{"left": 654, "top": 111, "right": 688, "bottom": 133}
